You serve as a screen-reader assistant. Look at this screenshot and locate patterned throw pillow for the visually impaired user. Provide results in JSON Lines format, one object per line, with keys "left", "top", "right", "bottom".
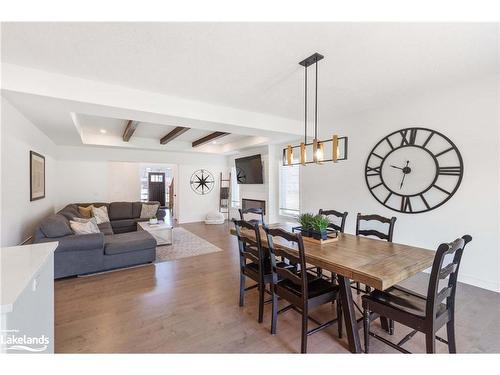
{"left": 78, "top": 205, "right": 93, "bottom": 218}
{"left": 91, "top": 205, "right": 110, "bottom": 224}
{"left": 70, "top": 217, "right": 100, "bottom": 235}
{"left": 140, "top": 203, "right": 159, "bottom": 219}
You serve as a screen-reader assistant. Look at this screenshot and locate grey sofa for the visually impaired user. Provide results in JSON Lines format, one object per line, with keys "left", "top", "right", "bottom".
{"left": 33, "top": 201, "right": 166, "bottom": 278}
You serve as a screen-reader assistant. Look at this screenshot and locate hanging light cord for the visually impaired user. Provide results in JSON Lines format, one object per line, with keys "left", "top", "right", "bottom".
{"left": 314, "top": 56, "right": 318, "bottom": 140}
{"left": 304, "top": 65, "right": 308, "bottom": 144}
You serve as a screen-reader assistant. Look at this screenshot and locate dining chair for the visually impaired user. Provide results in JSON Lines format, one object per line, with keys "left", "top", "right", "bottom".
{"left": 312, "top": 209, "right": 348, "bottom": 279}
{"left": 239, "top": 207, "right": 265, "bottom": 226}
{"left": 264, "top": 226, "right": 342, "bottom": 353}
{"left": 233, "top": 219, "right": 293, "bottom": 323}
{"left": 362, "top": 235, "right": 472, "bottom": 353}
{"left": 233, "top": 218, "right": 270, "bottom": 323}
{"left": 318, "top": 209, "right": 348, "bottom": 233}
{"left": 355, "top": 213, "right": 397, "bottom": 294}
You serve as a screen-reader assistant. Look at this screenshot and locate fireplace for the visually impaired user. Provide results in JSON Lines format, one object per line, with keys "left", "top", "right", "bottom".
{"left": 241, "top": 198, "right": 266, "bottom": 215}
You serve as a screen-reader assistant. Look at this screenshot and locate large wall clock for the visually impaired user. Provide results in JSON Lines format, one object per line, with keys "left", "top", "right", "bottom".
{"left": 190, "top": 169, "right": 215, "bottom": 195}
{"left": 365, "top": 127, "right": 463, "bottom": 214}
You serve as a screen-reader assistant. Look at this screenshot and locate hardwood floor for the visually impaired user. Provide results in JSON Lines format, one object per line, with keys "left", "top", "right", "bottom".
{"left": 54, "top": 221, "right": 500, "bottom": 353}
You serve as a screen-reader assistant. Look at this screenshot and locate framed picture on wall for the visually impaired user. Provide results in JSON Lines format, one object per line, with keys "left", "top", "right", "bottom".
{"left": 30, "top": 151, "right": 45, "bottom": 201}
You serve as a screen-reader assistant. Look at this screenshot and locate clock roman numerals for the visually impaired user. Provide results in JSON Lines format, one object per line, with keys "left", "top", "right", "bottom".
{"left": 401, "top": 196, "right": 413, "bottom": 212}
{"left": 366, "top": 165, "right": 381, "bottom": 176}
{"left": 438, "top": 166, "right": 462, "bottom": 176}
{"left": 400, "top": 128, "right": 417, "bottom": 146}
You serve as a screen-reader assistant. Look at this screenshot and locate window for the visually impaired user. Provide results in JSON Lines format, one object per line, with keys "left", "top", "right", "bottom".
{"left": 230, "top": 166, "right": 240, "bottom": 207}
{"left": 279, "top": 164, "right": 300, "bottom": 217}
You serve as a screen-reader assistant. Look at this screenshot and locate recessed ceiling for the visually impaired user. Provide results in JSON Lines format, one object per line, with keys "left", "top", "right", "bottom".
{"left": 2, "top": 23, "right": 497, "bottom": 122}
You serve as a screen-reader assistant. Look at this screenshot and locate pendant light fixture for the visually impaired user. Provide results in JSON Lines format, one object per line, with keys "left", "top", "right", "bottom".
{"left": 283, "top": 53, "right": 348, "bottom": 166}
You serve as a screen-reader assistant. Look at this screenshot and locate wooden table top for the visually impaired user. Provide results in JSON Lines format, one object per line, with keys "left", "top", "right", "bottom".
{"left": 230, "top": 223, "right": 435, "bottom": 291}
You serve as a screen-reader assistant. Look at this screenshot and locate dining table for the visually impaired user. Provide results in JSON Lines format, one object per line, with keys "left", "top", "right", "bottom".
{"left": 230, "top": 222, "right": 436, "bottom": 353}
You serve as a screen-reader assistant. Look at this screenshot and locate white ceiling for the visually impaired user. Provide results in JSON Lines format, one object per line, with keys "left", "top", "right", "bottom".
{"left": 2, "top": 23, "right": 497, "bottom": 121}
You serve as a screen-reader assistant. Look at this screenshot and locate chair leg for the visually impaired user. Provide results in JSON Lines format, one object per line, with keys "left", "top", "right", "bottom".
{"left": 425, "top": 332, "right": 436, "bottom": 353}
{"left": 258, "top": 283, "right": 264, "bottom": 323}
{"left": 239, "top": 273, "right": 245, "bottom": 307}
{"left": 363, "top": 307, "right": 370, "bottom": 354}
{"left": 336, "top": 299, "right": 343, "bottom": 339}
{"left": 301, "top": 308, "right": 308, "bottom": 354}
{"left": 356, "top": 282, "right": 361, "bottom": 295}
{"left": 389, "top": 319, "right": 394, "bottom": 335}
{"left": 365, "top": 286, "right": 371, "bottom": 293}
{"left": 271, "top": 291, "right": 278, "bottom": 335}
{"left": 447, "top": 319, "right": 457, "bottom": 353}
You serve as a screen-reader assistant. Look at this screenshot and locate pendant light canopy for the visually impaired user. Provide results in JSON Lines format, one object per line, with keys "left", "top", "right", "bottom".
{"left": 283, "top": 53, "right": 348, "bottom": 166}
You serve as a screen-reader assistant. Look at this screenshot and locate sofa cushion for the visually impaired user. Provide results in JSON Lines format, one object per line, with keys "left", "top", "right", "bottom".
{"left": 40, "top": 214, "right": 73, "bottom": 238}
{"left": 132, "top": 202, "right": 143, "bottom": 218}
{"left": 91, "top": 205, "right": 110, "bottom": 224}
{"left": 104, "top": 231, "right": 156, "bottom": 255}
{"left": 98, "top": 222, "right": 114, "bottom": 235}
{"left": 111, "top": 219, "right": 136, "bottom": 228}
{"left": 109, "top": 202, "right": 133, "bottom": 220}
{"left": 78, "top": 205, "right": 93, "bottom": 218}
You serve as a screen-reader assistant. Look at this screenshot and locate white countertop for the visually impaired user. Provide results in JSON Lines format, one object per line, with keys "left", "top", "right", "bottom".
{"left": 0, "top": 242, "right": 58, "bottom": 313}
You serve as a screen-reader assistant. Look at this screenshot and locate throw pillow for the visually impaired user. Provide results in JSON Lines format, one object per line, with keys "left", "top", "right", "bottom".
{"left": 140, "top": 203, "right": 159, "bottom": 219}
{"left": 70, "top": 217, "right": 100, "bottom": 235}
{"left": 78, "top": 205, "right": 93, "bottom": 218}
{"left": 91, "top": 205, "right": 110, "bottom": 224}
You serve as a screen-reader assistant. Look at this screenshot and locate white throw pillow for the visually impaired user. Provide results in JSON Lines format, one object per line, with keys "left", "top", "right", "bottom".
{"left": 140, "top": 203, "right": 159, "bottom": 219}
{"left": 70, "top": 217, "right": 100, "bottom": 235}
{"left": 91, "top": 205, "right": 110, "bottom": 224}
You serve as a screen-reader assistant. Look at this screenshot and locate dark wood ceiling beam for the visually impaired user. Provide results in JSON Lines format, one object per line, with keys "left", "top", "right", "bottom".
{"left": 122, "top": 120, "right": 139, "bottom": 142}
{"left": 160, "top": 126, "right": 191, "bottom": 145}
{"left": 192, "top": 131, "right": 230, "bottom": 148}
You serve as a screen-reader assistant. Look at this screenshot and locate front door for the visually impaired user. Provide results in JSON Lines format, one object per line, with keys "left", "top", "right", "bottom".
{"left": 148, "top": 172, "right": 166, "bottom": 207}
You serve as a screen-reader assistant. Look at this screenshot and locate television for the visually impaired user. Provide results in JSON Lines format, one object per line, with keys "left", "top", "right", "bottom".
{"left": 235, "top": 154, "right": 263, "bottom": 184}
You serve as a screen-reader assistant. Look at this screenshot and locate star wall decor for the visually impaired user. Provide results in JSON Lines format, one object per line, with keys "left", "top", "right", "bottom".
{"left": 189, "top": 169, "right": 215, "bottom": 195}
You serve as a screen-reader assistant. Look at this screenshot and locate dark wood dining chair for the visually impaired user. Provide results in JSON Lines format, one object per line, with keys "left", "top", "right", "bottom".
{"left": 362, "top": 235, "right": 472, "bottom": 353}
{"left": 312, "top": 209, "right": 348, "bottom": 279}
{"left": 318, "top": 209, "right": 348, "bottom": 233}
{"left": 355, "top": 213, "right": 397, "bottom": 294}
{"left": 239, "top": 207, "right": 265, "bottom": 226}
{"left": 264, "top": 226, "right": 342, "bottom": 353}
{"left": 233, "top": 219, "right": 270, "bottom": 323}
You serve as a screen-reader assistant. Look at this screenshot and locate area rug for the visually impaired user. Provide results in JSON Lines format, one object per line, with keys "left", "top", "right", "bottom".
{"left": 155, "top": 227, "right": 223, "bottom": 263}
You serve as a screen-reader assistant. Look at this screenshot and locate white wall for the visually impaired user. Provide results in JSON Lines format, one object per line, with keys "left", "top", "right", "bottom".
{"left": 300, "top": 77, "right": 500, "bottom": 292}
{"left": 55, "top": 145, "right": 227, "bottom": 224}
{"left": 1, "top": 97, "right": 57, "bottom": 246}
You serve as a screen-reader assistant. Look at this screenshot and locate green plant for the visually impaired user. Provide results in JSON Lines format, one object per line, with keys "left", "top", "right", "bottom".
{"left": 298, "top": 213, "right": 315, "bottom": 230}
{"left": 312, "top": 214, "right": 330, "bottom": 232}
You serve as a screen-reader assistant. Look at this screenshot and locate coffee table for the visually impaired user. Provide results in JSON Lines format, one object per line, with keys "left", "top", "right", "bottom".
{"left": 137, "top": 221, "right": 173, "bottom": 246}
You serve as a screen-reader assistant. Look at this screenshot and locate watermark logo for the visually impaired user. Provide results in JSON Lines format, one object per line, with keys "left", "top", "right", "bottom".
{"left": 1, "top": 329, "right": 49, "bottom": 352}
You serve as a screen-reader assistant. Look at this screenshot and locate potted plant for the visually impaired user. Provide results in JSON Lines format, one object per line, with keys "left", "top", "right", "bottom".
{"left": 297, "top": 213, "right": 314, "bottom": 237}
{"left": 311, "top": 214, "right": 331, "bottom": 240}
{"left": 149, "top": 215, "right": 158, "bottom": 225}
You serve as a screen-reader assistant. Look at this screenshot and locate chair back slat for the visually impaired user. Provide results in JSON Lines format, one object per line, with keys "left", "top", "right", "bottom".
{"left": 233, "top": 219, "right": 265, "bottom": 275}
{"left": 426, "top": 235, "right": 472, "bottom": 320}
{"left": 435, "top": 286, "right": 453, "bottom": 304}
{"left": 356, "top": 213, "right": 397, "bottom": 242}
{"left": 264, "top": 227, "right": 308, "bottom": 298}
{"left": 318, "top": 209, "right": 348, "bottom": 233}
{"left": 439, "top": 263, "right": 458, "bottom": 280}
{"left": 239, "top": 208, "right": 265, "bottom": 225}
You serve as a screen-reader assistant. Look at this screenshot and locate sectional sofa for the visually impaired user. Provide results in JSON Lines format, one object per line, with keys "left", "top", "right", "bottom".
{"left": 34, "top": 201, "right": 166, "bottom": 278}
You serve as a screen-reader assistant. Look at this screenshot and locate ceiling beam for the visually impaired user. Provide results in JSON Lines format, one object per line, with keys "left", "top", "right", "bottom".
{"left": 160, "top": 126, "right": 190, "bottom": 144}
{"left": 192, "top": 131, "right": 230, "bottom": 148}
{"left": 122, "top": 120, "right": 139, "bottom": 142}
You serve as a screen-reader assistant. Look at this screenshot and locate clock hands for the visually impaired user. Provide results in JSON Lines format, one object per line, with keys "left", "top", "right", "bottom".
{"left": 399, "top": 160, "right": 410, "bottom": 189}
{"left": 391, "top": 165, "right": 404, "bottom": 170}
